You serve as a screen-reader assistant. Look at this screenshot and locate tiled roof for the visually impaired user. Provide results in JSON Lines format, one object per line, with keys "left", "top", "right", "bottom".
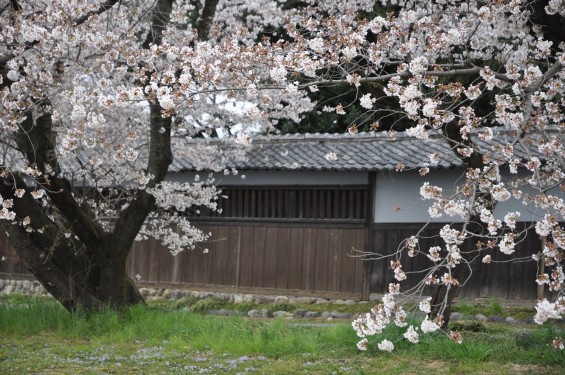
{"left": 171, "top": 131, "right": 462, "bottom": 172}
{"left": 170, "top": 128, "right": 562, "bottom": 172}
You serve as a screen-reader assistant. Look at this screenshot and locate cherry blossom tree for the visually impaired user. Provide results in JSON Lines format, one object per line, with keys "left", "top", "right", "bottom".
{"left": 277, "top": 0, "right": 564, "bottom": 351}
{"left": 0, "top": 0, "right": 376, "bottom": 310}
{"left": 1, "top": 1, "right": 564, "bottom": 352}
{"left": 0, "top": 0, "right": 251, "bottom": 310}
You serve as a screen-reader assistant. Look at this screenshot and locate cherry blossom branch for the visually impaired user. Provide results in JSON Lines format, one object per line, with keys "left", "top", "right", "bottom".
{"left": 73, "top": 0, "right": 120, "bottom": 26}
{"left": 305, "top": 66, "right": 512, "bottom": 87}
{"left": 525, "top": 60, "right": 563, "bottom": 94}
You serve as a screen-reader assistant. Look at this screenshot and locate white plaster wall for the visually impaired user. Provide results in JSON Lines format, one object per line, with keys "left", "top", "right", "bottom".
{"left": 374, "top": 169, "right": 464, "bottom": 223}
{"left": 167, "top": 170, "right": 369, "bottom": 186}
{"left": 373, "top": 168, "right": 564, "bottom": 223}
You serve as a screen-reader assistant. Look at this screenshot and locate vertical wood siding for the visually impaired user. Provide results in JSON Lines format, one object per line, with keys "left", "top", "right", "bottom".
{"left": 0, "top": 233, "right": 28, "bottom": 278}
{"left": 368, "top": 223, "right": 544, "bottom": 300}
{"left": 0, "top": 222, "right": 548, "bottom": 300}
{"left": 125, "top": 223, "right": 367, "bottom": 297}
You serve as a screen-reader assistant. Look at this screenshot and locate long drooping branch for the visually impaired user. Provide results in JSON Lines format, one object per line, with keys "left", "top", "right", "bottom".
{"left": 306, "top": 65, "right": 512, "bottom": 88}
{"left": 428, "top": 60, "right": 565, "bottom": 326}
{"left": 427, "top": 123, "right": 492, "bottom": 327}
{"left": 108, "top": 0, "right": 174, "bottom": 260}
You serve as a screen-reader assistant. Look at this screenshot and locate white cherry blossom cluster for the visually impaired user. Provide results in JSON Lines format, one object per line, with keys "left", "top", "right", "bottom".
{"left": 352, "top": 284, "right": 460, "bottom": 351}
{"left": 351, "top": 286, "right": 410, "bottom": 351}
{"left": 534, "top": 297, "right": 565, "bottom": 325}
{"left": 0, "top": 195, "right": 16, "bottom": 221}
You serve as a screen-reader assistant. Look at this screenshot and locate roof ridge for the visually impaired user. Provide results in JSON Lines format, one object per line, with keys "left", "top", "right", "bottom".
{"left": 244, "top": 130, "right": 442, "bottom": 143}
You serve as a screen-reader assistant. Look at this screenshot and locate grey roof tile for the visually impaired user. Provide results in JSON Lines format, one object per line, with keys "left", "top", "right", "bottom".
{"left": 170, "top": 129, "right": 562, "bottom": 172}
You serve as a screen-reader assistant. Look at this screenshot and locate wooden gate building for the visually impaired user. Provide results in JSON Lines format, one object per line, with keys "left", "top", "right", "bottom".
{"left": 1, "top": 131, "right": 561, "bottom": 300}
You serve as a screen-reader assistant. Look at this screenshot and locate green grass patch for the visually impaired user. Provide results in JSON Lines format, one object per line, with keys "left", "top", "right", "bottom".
{"left": 452, "top": 299, "right": 535, "bottom": 319}
{"left": 188, "top": 297, "right": 228, "bottom": 314}
{"left": 0, "top": 296, "right": 563, "bottom": 374}
{"left": 0, "top": 298, "right": 357, "bottom": 356}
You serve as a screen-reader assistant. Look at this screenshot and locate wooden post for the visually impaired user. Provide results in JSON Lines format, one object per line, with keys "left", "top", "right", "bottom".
{"left": 362, "top": 172, "right": 376, "bottom": 300}
{"left": 236, "top": 226, "right": 242, "bottom": 286}
{"left": 537, "top": 236, "right": 546, "bottom": 299}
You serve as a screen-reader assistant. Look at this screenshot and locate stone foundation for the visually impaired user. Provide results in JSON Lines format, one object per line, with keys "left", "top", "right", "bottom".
{"left": 0, "top": 279, "right": 48, "bottom": 297}
{"left": 0, "top": 279, "right": 362, "bottom": 306}
{"left": 0, "top": 279, "right": 536, "bottom": 324}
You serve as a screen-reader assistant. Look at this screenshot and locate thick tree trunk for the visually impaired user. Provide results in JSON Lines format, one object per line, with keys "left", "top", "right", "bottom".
{"left": 0, "top": 203, "right": 144, "bottom": 311}
{"left": 97, "top": 255, "right": 144, "bottom": 309}
{"left": 429, "top": 267, "right": 467, "bottom": 329}
{"left": 0, "top": 0, "right": 210, "bottom": 312}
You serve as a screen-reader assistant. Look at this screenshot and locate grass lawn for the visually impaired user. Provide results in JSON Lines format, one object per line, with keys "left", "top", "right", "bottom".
{"left": 0, "top": 296, "right": 563, "bottom": 374}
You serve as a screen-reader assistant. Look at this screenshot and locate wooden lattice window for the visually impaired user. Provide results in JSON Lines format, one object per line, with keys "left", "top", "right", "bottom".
{"left": 185, "top": 186, "right": 368, "bottom": 221}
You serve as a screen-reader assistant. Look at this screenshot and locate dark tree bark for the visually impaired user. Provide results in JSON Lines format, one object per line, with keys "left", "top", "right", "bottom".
{"left": 196, "top": 0, "right": 220, "bottom": 41}
{"left": 531, "top": 0, "right": 565, "bottom": 49}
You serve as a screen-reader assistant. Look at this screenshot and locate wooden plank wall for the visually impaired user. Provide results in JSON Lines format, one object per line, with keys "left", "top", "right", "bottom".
{"left": 0, "top": 222, "right": 548, "bottom": 300}
{"left": 0, "top": 233, "right": 30, "bottom": 279}
{"left": 368, "top": 223, "right": 543, "bottom": 300}
{"left": 126, "top": 222, "right": 367, "bottom": 297}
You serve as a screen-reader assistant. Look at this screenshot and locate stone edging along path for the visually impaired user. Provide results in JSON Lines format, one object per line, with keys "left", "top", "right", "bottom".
{"left": 0, "top": 279, "right": 538, "bottom": 325}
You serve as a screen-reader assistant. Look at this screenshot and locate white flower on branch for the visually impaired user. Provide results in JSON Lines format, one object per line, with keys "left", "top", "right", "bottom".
{"left": 270, "top": 66, "right": 287, "bottom": 84}
{"left": 551, "top": 337, "right": 565, "bottom": 351}
{"left": 31, "top": 190, "right": 45, "bottom": 199}
{"left": 465, "top": 85, "right": 482, "bottom": 100}
{"left": 324, "top": 152, "right": 338, "bottom": 161}
{"left": 360, "top": 94, "right": 376, "bottom": 109}
{"left": 419, "top": 297, "right": 432, "bottom": 314}
{"left": 408, "top": 56, "right": 428, "bottom": 75}
{"left": 534, "top": 297, "right": 564, "bottom": 325}
{"left": 536, "top": 216, "right": 557, "bottom": 237}
{"left": 420, "top": 318, "right": 440, "bottom": 334}
{"left": 341, "top": 46, "right": 357, "bottom": 60}
{"left": 503, "top": 212, "right": 521, "bottom": 229}
{"left": 388, "top": 283, "right": 401, "bottom": 295}
{"left": 449, "top": 331, "right": 463, "bottom": 344}
{"left": 377, "top": 339, "right": 395, "bottom": 352}
{"left": 406, "top": 124, "right": 428, "bottom": 139}
{"left": 403, "top": 325, "right": 419, "bottom": 344}
{"left": 427, "top": 246, "right": 441, "bottom": 262}
{"left": 356, "top": 338, "right": 369, "bottom": 351}
{"left": 499, "top": 233, "right": 516, "bottom": 255}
